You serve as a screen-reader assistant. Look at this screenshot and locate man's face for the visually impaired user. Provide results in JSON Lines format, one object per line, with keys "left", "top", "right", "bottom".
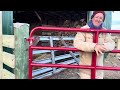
{"left": 92, "top": 13, "right": 104, "bottom": 27}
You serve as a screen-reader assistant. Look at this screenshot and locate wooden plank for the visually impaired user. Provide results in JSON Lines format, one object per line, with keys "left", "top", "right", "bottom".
{"left": 2, "top": 35, "right": 15, "bottom": 48}
{"left": 0, "top": 11, "right": 2, "bottom": 79}
{"left": 14, "top": 23, "right": 29, "bottom": 79}
{"left": 3, "top": 52, "right": 15, "bottom": 68}
{"left": 2, "top": 69, "right": 15, "bottom": 79}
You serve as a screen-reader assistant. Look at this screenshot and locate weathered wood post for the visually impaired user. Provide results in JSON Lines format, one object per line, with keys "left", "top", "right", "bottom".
{"left": 14, "top": 23, "right": 29, "bottom": 79}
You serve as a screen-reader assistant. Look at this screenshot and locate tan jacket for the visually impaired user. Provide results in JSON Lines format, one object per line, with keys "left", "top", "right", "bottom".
{"left": 73, "top": 25, "right": 115, "bottom": 79}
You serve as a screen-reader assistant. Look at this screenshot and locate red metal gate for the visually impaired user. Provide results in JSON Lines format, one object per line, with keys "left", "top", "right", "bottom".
{"left": 27, "top": 26, "right": 120, "bottom": 79}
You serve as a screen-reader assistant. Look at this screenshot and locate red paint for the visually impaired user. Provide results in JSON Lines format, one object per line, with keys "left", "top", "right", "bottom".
{"left": 28, "top": 26, "right": 120, "bottom": 79}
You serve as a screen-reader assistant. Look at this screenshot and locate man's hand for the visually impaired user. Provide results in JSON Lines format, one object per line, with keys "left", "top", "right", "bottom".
{"left": 94, "top": 44, "right": 107, "bottom": 56}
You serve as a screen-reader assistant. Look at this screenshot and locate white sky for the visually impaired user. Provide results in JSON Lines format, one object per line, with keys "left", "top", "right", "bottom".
{"left": 112, "top": 11, "right": 120, "bottom": 21}
{"left": 111, "top": 11, "right": 120, "bottom": 30}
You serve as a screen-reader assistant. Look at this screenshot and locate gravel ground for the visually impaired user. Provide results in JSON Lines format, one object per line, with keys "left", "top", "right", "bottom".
{"left": 104, "top": 53, "right": 120, "bottom": 79}
{"left": 46, "top": 53, "right": 120, "bottom": 79}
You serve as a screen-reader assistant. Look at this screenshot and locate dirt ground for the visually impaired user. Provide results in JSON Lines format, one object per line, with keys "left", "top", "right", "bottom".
{"left": 46, "top": 53, "right": 120, "bottom": 79}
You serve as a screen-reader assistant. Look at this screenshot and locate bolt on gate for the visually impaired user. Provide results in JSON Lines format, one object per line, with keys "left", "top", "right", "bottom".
{"left": 27, "top": 26, "right": 120, "bottom": 79}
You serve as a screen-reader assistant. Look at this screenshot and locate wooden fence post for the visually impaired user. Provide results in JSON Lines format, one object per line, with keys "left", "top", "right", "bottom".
{"left": 14, "top": 23, "right": 29, "bottom": 79}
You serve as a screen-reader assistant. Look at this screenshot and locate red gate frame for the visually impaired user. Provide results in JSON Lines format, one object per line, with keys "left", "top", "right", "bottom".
{"left": 27, "top": 26, "right": 120, "bottom": 79}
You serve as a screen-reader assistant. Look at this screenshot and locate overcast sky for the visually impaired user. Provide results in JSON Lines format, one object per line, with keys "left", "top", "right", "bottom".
{"left": 111, "top": 11, "right": 120, "bottom": 30}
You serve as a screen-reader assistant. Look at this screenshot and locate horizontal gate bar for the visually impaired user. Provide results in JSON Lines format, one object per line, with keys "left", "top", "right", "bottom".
{"left": 31, "top": 46, "right": 120, "bottom": 53}
{"left": 31, "top": 63, "right": 120, "bottom": 71}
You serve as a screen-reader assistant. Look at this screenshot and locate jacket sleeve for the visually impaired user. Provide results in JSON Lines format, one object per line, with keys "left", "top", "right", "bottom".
{"left": 103, "top": 33, "right": 115, "bottom": 52}
{"left": 73, "top": 32, "right": 97, "bottom": 52}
